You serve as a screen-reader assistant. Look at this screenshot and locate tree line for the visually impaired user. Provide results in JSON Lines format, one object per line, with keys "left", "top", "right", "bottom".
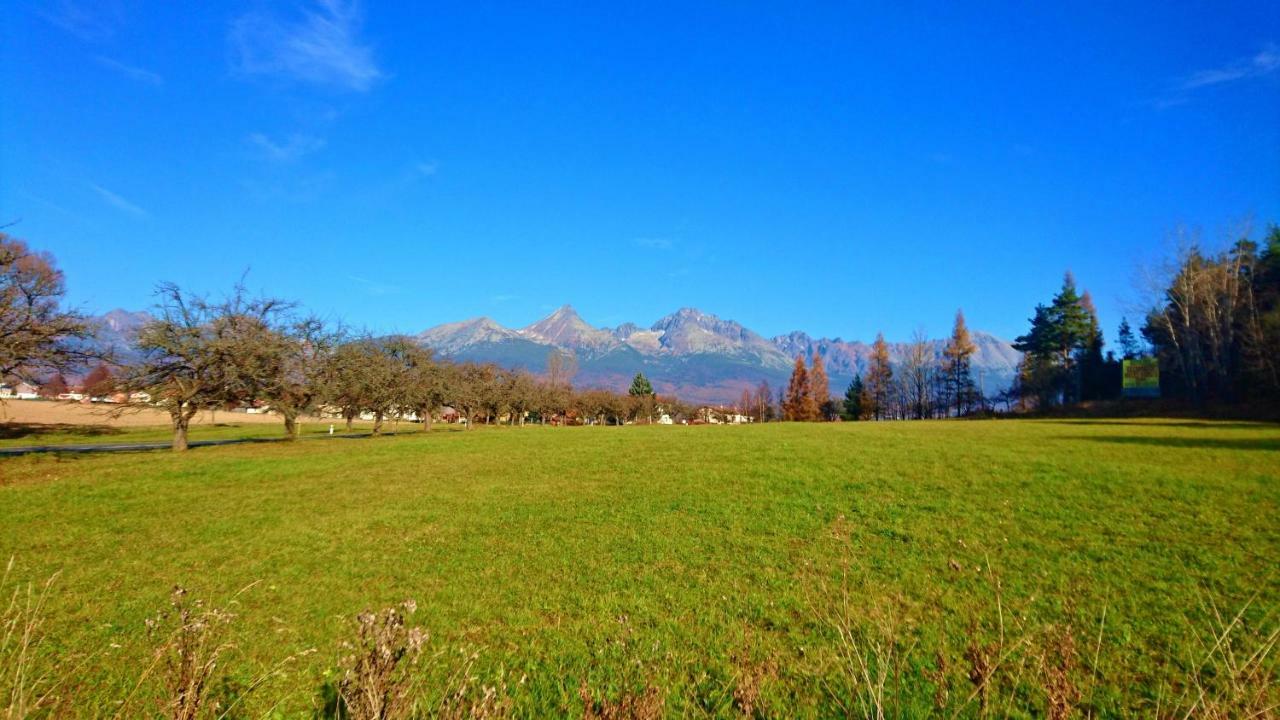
{"left": 1007, "top": 224, "right": 1280, "bottom": 412}
{"left": 0, "top": 235, "right": 695, "bottom": 450}
{"left": 7, "top": 223, "right": 1278, "bottom": 443}
{"left": 1141, "top": 225, "right": 1280, "bottom": 405}
{"left": 117, "top": 283, "right": 704, "bottom": 450}
{"left": 780, "top": 311, "right": 982, "bottom": 422}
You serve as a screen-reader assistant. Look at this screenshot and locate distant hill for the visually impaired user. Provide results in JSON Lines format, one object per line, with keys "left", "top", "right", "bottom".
{"left": 415, "top": 305, "right": 1022, "bottom": 405}
{"left": 73, "top": 308, "right": 150, "bottom": 373}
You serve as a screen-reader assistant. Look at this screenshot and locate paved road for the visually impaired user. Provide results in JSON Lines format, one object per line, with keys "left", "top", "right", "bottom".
{"left": 0, "top": 431, "right": 400, "bottom": 456}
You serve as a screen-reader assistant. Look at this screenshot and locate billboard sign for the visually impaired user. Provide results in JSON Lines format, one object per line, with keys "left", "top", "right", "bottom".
{"left": 1122, "top": 358, "right": 1160, "bottom": 398}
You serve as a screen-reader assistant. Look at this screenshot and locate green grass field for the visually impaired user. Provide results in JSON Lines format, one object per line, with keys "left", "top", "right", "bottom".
{"left": 2, "top": 419, "right": 1277, "bottom": 717}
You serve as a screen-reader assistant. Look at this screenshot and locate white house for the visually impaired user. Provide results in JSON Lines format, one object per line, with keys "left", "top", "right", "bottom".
{"left": 3, "top": 382, "right": 40, "bottom": 400}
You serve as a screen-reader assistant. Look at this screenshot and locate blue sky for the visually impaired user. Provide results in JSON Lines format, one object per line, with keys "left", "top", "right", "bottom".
{"left": 3, "top": 2, "right": 1278, "bottom": 343}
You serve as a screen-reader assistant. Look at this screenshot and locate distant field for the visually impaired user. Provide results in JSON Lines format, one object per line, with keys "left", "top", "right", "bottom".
{"left": 0, "top": 398, "right": 290, "bottom": 426}
{"left": 0, "top": 399, "right": 397, "bottom": 448}
{"left": 1, "top": 420, "right": 1277, "bottom": 716}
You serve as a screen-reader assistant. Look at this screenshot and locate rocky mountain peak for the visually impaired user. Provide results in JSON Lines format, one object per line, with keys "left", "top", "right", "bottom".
{"left": 522, "top": 304, "right": 615, "bottom": 349}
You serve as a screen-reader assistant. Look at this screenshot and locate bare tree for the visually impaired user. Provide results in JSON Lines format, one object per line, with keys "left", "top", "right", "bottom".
{"left": 262, "top": 317, "right": 338, "bottom": 439}
{"left": 1143, "top": 238, "right": 1258, "bottom": 403}
{"left": 901, "top": 329, "right": 934, "bottom": 420}
{"left": 0, "top": 234, "right": 96, "bottom": 383}
{"left": 321, "top": 339, "right": 374, "bottom": 431}
{"left": 754, "top": 380, "right": 772, "bottom": 422}
{"left": 446, "top": 362, "right": 495, "bottom": 429}
{"left": 546, "top": 349, "right": 577, "bottom": 387}
{"left": 119, "top": 283, "right": 293, "bottom": 451}
{"left": 402, "top": 345, "right": 443, "bottom": 431}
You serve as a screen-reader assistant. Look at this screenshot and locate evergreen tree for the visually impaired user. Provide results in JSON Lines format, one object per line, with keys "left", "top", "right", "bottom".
{"left": 1117, "top": 317, "right": 1140, "bottom": 360}
{"left": 808, "top": 353, "right": 830, "bottom": 421}
{"left": 782, "top": 355, "right": 812, "bottom": 421}
{"left": 628, "top": 372, "right": 654, "bottom": 397}
{"left": 842, "top": 374, "right": 864, "bottom": 421}
{"left": 1014, "top": 273, "right": 1094, "bottom": 405}
{"left": 865, "top": 333, "right": 894, "bottom": 420}
{"left": 1078, "top": 291, "right": 1109, "bottom": 401}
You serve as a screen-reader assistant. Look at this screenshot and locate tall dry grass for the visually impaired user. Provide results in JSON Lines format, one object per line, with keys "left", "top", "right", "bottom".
{"left": 805, "top": 549, "right": 1277, "bottom": 718}
{"left": 1, "top": 553, "right": 1274, "bottom": 717}
{"left": 1, "top": 558, "right": 67, "bottom": 718}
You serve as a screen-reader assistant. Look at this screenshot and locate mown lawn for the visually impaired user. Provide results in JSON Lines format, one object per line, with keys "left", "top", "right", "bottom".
{"left": 1, "top": 419, "right": 1277, "bottom": 717}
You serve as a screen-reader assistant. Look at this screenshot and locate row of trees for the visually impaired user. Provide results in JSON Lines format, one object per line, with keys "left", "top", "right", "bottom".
{"left": 1142, "top": 226, "right": 1280, "bottom": 404}
{"left": 117, "top": 285, "right": 702, "bottom": 449}
{"left": 0, "top": 237, "right": 697, "bottom": 450}
{"left": 780, "top": 311, "right": 983, "bottom": 422}
{"left": 1008, "top": 223, "right": 1279, "bottom": 411}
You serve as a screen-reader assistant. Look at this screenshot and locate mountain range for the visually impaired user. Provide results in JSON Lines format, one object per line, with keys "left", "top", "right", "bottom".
{"left": 415, "top": 305, "right": 1022, "bottom": 405}
{"left": 87, "top": 306, "right": 1021, "bottom": 405}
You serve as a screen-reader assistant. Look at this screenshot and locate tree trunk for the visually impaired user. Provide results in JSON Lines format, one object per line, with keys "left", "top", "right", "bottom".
{"left": 373, "top": 411, "right": 384, "bottom": 435}
{"left": 171, "top": 405, "right": 192, "bottom": 452}
{"left": 283, "top": 410, "right": 299, "bottom": 440}
{"left": 345, "top": 411, "right": 355, "bottom": 432}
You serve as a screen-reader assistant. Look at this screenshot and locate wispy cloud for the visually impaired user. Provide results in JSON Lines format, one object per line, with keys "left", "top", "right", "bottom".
{"left": 230, "top": 0, "right": 382, "bottom": 92}
{"left": 95, "top": 56, "right": 163, "bottom": 85}
{"left": 634, "top": 237, "right": 673, "bottom": 250}
{"left": 415, "top": 161, "right": 439, "bottom": 178}
{"left": 1181, "top": 43, "right": 1279, "bottom": 90}
{"left": 491, "top": 294, "right": 518, "bottom": 304}
{"left": 248, "top": 132, "right": 327, "bottom": 162}
{"left": 39, "top": 1, "right": 124, "bottom": 42}
{"left": 1159, "top": 42, "right": 1279, "bottom": 107}
{"left": 90, "top": 183, "right": 147, "bottom": 217}
{"left": 347, "top": 274, "right": 400, "bottom": 296}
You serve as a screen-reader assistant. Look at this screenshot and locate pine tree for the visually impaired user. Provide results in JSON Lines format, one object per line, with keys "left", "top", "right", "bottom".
{"left": 1078, "top": 291, "right": 1109, "bottom": 400}
{"left": 628, "top": 372, "right": 654, "bottom": 396}
{"left": 865, "top": 333, "right": 894, "bottom": 420}
{"left": 941, "top": 310, "right": 977, "bottom": 416}
{"left": 842, "top": 374, "right": 864, "bottom": 421}
{"left": 783, "top": 355, "right": 811, "bottom": 421}
{"left": 1014, "top": 273, "right": 1094, "bottom": 405}
{"left": 808, "top": 353, "right": 829, "bottom": 421}
{"left": 1117, "top": 317, "right": 1140, "bottom": 360}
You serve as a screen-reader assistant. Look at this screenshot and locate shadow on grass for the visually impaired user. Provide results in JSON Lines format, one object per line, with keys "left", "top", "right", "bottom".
{"left": 1044, "top": 419, "right": 1276, "bottom": 430}
{"left": 1065, "top": 435, "right": 1280, "bottom": 452}
{"left": 0, "top": 422, "right": 126, "bottom": 440}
